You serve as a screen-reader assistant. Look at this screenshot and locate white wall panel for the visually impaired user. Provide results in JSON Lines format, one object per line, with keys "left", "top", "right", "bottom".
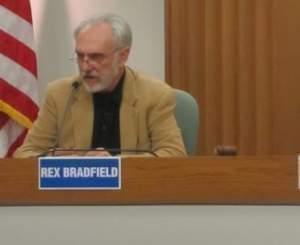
{"left": 1, "top": 206, "right": 300, "bottom": 245}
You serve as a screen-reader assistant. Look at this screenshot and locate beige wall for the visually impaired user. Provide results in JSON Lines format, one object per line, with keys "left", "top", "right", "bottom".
{"left": 30, "top": 0, "right": 165, "bottom": 99}
{"left": 1, "top": 206, "right": 300, "bottom": 245}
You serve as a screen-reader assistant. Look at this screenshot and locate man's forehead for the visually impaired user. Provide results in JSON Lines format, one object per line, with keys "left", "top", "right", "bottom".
{"left": 78, "top": 22, "right": 113, "bottom": 39}
{"left": 75, "top": 23, "right": 116, "bottom": 51}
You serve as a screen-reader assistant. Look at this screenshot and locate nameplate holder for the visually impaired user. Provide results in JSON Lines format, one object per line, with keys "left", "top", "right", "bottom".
{"left": 38, "top": 156, "right": 121, "bottom": 190}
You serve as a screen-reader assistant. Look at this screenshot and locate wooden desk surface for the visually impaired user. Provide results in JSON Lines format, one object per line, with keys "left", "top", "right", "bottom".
{"left": 0, "top": 156, "right": 299, "bottom": 205}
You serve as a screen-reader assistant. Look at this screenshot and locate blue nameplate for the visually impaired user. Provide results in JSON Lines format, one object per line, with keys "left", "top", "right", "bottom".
{"left": 38, "top": 156, "right": 121, "bottom": 190}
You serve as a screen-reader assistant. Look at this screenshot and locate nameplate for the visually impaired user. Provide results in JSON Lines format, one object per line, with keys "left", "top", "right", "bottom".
{"left": 38, "top": 157, "right": 121, "bottom": 190}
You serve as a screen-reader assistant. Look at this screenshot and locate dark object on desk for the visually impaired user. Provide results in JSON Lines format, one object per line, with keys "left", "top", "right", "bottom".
{"left": 214, "top": 145, "right": 238, "bottom": 156}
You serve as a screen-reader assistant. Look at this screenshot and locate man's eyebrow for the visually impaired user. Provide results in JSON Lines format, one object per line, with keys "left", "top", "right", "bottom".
{"left": 75, "top": 50, "right": 105, "bottom": 55}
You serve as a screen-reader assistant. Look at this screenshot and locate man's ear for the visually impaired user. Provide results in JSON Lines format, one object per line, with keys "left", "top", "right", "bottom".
{"left": 119, "top": 47, "right": 130, "bottom": 64}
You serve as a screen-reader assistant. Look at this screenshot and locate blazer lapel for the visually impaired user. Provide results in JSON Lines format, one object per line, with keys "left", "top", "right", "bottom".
{"left": 71, "top": 84, "right": 93, "bottom": 148}
{"left": 120, "top": 68, "right": 138, "bottom": 150}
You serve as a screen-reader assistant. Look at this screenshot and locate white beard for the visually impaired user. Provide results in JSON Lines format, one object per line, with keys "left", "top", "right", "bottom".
{"left": 82, "top": 58, "right": 120, "bottom": 93}
{"left": 83, "top": 81, "right": 107, "bottom": 93}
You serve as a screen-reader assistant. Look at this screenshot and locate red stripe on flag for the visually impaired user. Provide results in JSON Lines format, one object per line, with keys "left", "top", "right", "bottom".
{"left": 0, "top": 30, "right": 37, "bottom": 77}
{"left": 1, "top": 0, "right": 38, "bottom": 157}
{"left": 0, "top": 112, "right": 9, "bottom": 128}
{"left": 0, "top": 0, "right": 32, "bottom": 24}
{"left": 6, "top": 128, "right": 28, "bottom": 157}
{"left": 0, "top": 79, "right": 38, "bottom": 122}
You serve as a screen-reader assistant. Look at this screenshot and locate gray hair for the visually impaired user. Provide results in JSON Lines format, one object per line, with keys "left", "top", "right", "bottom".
{"left": 74, "top": 14, "right": 132, "bottom": 49}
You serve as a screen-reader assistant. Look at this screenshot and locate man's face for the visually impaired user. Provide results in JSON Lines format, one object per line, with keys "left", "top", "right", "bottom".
{"left": 75, "top": 23, "right": 128, "bottom": 93}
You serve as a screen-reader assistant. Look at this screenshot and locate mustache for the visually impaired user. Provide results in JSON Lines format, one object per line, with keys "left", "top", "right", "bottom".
{"left": 82, "top": 74, "right": 97, "bottom": 79}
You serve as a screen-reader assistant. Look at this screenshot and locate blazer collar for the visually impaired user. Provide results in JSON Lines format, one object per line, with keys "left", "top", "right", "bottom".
{"left": 120, "top": 67, "right": 139, "bottom": 149}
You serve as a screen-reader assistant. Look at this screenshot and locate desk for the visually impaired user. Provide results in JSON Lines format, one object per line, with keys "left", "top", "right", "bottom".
{"left": 1, "top": 156, "right": 300, "bottom": 244}
{"left": 0, "top": 156, "right": 299, "bottom": 204}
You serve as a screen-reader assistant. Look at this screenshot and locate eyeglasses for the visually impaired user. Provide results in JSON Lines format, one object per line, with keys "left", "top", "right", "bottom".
{"left": 70, "top": 48, "right": 120, "bottom": 65}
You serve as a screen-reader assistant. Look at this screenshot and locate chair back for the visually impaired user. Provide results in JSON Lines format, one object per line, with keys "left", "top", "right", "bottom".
{"left": 174, "top": 89, "right": 199, "bottom": 155}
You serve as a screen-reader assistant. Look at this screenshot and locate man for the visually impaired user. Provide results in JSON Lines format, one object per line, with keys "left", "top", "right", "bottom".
{"left": 14, "top": 14, "right": 186, "bottom": 158}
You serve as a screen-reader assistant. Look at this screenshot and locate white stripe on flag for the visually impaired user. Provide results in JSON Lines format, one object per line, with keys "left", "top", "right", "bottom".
{"left": 0, "top": 54, "right": 39, "bottom": 105}
{"left": 0, "top": 119, "right": 23, "bottom": 157}
{"left": 0, "top": 5, "right": 35, "bottom": 51}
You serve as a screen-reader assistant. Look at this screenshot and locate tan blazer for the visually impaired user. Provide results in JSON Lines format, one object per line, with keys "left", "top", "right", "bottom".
{"left": 14, "top": 67, "right": 186, "bottom": 157}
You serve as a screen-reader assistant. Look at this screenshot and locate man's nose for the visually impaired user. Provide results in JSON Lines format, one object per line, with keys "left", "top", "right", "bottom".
{"left": 80, "top": 59, "right": 93, "bottom": 71}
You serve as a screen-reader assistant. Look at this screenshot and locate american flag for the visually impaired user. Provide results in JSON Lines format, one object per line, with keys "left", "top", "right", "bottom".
{"left": 0, "top": 0, "right": 39, "bottom": 157}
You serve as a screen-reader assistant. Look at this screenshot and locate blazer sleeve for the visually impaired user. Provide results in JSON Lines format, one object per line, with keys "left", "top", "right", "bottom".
{"left": 147, "top": 87, "right": 187, "bottom": 157}
{"left": 13, "top": 86, "right": 58, "bottom": 158}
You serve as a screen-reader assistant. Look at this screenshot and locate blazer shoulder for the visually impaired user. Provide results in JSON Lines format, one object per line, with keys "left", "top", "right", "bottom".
{"left": 131, "top": 69, "right": 173, "bottom": 95}
{"left": 46, "top": 76, "right": 79, "bottom": 94}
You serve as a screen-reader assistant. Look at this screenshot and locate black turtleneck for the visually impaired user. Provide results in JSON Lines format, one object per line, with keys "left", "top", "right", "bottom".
{"left": 91, "top": 74, "right": 124, "bottom": 155}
